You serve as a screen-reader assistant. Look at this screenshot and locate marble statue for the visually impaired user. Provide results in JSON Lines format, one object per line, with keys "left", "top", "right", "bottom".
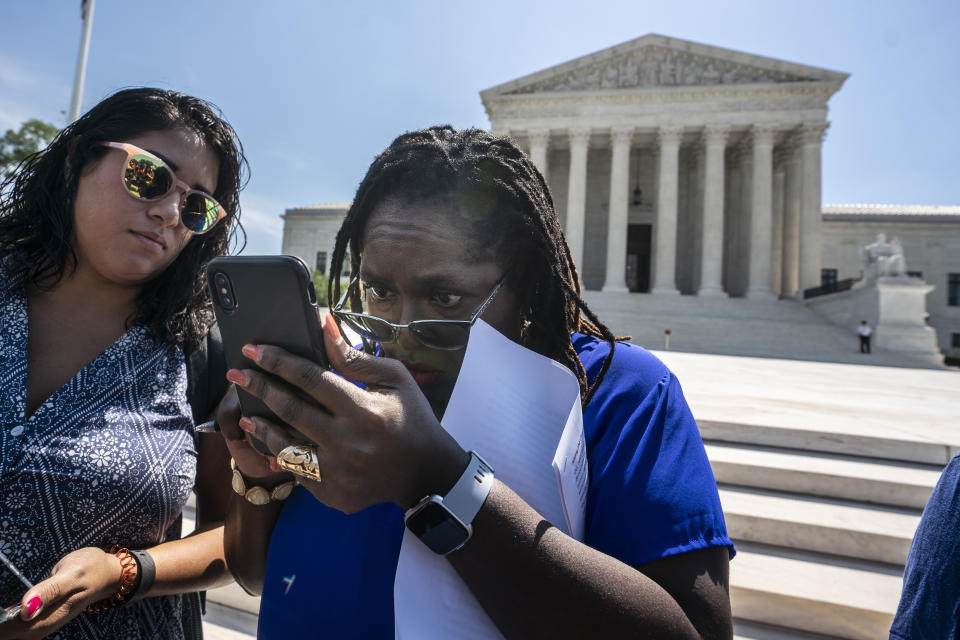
{"left": 864, "top": 233, "right": 907, "bottom": 278}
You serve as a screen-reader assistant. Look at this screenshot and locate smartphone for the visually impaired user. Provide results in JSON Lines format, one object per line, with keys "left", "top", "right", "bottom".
{"left": 0, "top": 549, "right": 30, "bottom": 625}
{"left": 208, "top": 255, "right": 329, "bottom": 455}
{"left": 0, "top": 604, "right": 21, "bottom": 624}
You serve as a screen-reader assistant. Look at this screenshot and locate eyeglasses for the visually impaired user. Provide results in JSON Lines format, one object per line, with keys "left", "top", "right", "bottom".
{"left": 97, "top": 141, "right": 226, "bottom": 234}
{"left": 332, "top": 275, "right": 506, "bottom": 350}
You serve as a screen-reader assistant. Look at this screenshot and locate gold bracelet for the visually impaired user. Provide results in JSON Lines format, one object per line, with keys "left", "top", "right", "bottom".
{"left": 231, "top": 459, "right": 295, "bottom": 505}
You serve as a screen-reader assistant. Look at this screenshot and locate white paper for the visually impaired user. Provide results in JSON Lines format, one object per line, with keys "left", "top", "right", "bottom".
{"left": 394, "top": 320, "right": 587, "bottom": 640}
{"left": 552, "top": 394, "right": 588, "bottom": 542}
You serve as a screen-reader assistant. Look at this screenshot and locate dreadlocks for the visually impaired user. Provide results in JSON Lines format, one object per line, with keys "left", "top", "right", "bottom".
{"left": 328, "top": 125, "right": 622, "bottom": 406}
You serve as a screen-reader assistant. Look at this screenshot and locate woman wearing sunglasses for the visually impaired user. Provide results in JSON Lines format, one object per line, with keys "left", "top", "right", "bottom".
{"left": 220, "top": 126, "right": 734, "bottom": 639}
{"left": 0, "top": 88, "right": 245, "bottom": 639}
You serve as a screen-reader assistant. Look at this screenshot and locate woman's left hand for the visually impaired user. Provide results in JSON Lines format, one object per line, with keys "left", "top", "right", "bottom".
{"left": 225, "top": 314, "right": 468, "bottom": 514}
{"left": 0, "top": 547, "right": 121, "bottom": 640}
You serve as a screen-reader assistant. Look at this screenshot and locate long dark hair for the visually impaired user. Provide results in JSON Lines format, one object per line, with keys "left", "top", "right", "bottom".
{"left": 328, "top": 125, "right": 621, "bottom": 405}
{"left": 0, "top": 87, "right": 248, "bottom": 353}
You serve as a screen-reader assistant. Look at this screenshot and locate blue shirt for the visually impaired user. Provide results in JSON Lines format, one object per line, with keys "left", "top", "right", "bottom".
{"left": 890, "top": 453, "right": 960, "bottom": 640}
{"left": 259, "top": 334, "right": 733, "bottom": 638}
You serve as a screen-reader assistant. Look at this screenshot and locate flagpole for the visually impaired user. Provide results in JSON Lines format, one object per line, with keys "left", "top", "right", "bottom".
{"left": 68, "top": 0, "right": 96, "bottom": 123}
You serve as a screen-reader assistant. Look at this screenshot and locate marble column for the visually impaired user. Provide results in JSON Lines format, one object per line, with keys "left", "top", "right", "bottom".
{"left": 771, "top": 156, "right": 786, "bottom": 298}
{"left": 730, "top": 138, "right": 752, "bottom": 297}
{"left": 746, "top": 124, "right": 777, "bottom": 299}
{"left": 781, "top": 137, "right": 802, "bottom": 298}
{"left": 602, "top": 126, "right": 633, "bottom": 292}
{"left": 797, "top": 122, "right": 829, "bottom": 297}
{"left": 698, "top": 125, "right": 728, "bottom": 296}
{"left": 565, "top": 128, "right": 590, "bottom": 273}
{"left": 651, "top": 125, "right": 683, "bottom": 295}
{"left": 527, "top": 129, "right": 551, "bottom": 179}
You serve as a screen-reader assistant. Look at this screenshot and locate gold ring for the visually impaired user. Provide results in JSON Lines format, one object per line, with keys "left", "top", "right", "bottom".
{"left": 276, "top": 444, "right": 322, "bottom": 482}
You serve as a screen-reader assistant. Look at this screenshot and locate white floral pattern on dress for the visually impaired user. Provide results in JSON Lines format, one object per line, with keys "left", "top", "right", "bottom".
{"left": 0, "top": 261, "right": 198, "bottom": 639}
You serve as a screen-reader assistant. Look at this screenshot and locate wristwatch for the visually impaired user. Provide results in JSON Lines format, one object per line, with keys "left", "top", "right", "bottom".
{"left": 404, "top": 451, "right": 495, "bottom": 555}
{"left": 231, "top": 458, "right": 295, "bottom": 505}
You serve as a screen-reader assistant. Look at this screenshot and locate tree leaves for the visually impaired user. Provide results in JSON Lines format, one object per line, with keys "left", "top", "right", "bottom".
{"left": 0, "top": 119, "right": 59, "bottom": 179}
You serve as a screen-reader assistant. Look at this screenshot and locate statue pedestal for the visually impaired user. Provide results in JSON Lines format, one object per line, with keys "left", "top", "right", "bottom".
{"left": 805, "top": 275, "right": 941, "bottom": 363}
{"left": 874, "top": 277, "right": 939, "bottom": 353}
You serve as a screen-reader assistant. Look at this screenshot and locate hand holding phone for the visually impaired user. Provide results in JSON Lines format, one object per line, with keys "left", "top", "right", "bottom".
{"left": 208, "top": 256, "right": 329, "bottom": 455}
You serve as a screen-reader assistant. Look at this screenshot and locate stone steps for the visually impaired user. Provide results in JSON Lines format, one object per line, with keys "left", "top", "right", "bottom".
{"left": 733, "top": 620, "right": 846, "bottom": 640}
{"left": 201, "top": 601, "right": 258, "bottom": 639}
{"left": 720, "top": 485, "right": 919, "bottom": 565}
{"left": 707, "top": 441, "right": 942, "bottom": 509}
{"left": 730, "top": 542, "right": 902, "bottom": 640}
{"left": 583, "top": 290, "right": 944, "bottom": 368}
{"left": 699, "top": 417, "right": 957, "bottom": 466}
{"left": 700, "top": 423, "right": 935, "bottom": 637}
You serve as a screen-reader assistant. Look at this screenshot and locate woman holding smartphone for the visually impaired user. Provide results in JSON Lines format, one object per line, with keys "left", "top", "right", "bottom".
{"left": 0, "top": 88, "right": 244, "bottom": 639}
{"left": 221, "top": 126, "right": 734, "bottom": 639}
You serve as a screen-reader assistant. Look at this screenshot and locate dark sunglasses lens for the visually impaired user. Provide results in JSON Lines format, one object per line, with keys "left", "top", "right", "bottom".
{"left": 409, "top": 323, "right": 470, "bottom": 350}
{"left": 341, "top": 314, "right": 396, "bottom": 343}
{"left": 123, "top": 154, "right": 173, "bottom": 200}
{"left": 181, "top": 193, "right": 221, "bottom": 233}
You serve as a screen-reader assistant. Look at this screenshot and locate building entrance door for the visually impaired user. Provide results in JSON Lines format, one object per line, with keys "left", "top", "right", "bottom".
{"left": 626, "top": 224, "right": 651, "bottom": 292}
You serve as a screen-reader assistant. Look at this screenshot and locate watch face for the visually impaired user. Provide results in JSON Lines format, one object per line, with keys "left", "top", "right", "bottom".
{"left": 406, "top": 500, "right": 470, "bottom": 555}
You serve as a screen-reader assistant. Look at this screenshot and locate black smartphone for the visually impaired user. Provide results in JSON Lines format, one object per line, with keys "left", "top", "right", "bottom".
{"left": 207, "top": 255, "right": 329, "bottom": 455}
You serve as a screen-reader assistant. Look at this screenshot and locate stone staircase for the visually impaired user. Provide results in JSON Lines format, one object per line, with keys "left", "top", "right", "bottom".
{"left": 583, "top": 290, "right": 945, "bottom": 369}
{"left": 706, "top": 424, "right": 944, "bottom": 639}
{"left": 653, "top": 349, "right": 958, "bottom": 639}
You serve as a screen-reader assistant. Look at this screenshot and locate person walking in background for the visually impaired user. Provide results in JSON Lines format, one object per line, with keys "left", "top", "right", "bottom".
{"left": 858, "top": 320, "right": 872, "bottom": 354}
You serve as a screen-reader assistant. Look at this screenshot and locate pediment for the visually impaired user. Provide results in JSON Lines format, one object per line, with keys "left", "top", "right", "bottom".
{"left": 483, "top": 34, "right": 848, "bottom": 97}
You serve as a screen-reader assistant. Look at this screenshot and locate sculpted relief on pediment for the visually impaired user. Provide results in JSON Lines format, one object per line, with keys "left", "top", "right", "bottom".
{"left": 507, "top": 46, "right": 818, "bottom": 94}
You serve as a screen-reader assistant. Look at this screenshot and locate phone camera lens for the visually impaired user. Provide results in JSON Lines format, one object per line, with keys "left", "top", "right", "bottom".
{"left": 212, "top": 271, "right": 236, "bottom": 310}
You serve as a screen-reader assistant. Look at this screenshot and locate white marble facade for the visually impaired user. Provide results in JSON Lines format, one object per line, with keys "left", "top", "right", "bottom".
{"left": 820, "top": 205, "right": 960, "bottom": 356}
{"left": 480, "top": 34, "right": 847, "bottom": 298}
{"left": 281, "top": 35, "right": 960, "bottom": 358}
{"left": 280, "top": 203, "right": 351, "bottom": 279}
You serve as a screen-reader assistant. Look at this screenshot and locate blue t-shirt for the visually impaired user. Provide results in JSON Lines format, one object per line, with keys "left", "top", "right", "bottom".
{"left": 258, "top": 334, "right": 733, "bottom": 638}
{"left": 890, "top": 453, "right": 960, "bottom": 640}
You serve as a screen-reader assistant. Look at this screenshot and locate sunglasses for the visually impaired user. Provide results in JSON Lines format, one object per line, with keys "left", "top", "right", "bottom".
{"left": 332, "top": 274, "right": 506, "bottom": 350}
{"left": 97, "top": 141, "right": 226, "bottom": 234}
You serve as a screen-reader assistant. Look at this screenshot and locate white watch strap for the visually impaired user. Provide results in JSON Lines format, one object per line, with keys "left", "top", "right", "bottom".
{"left": 442, "top": 451, "right": 494, "bottom": 525}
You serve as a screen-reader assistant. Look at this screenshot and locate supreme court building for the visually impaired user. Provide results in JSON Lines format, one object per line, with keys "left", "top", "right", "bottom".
{"left": 481, "top": 34, "right": 846, "bottom": 298}
{"left": 282, "top": 35, "right": 960, "bottom": 358}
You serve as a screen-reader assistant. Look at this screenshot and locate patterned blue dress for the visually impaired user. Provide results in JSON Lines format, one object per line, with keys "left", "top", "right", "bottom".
{"left": 0, "top": 262, "right": 199, "bottom": 639}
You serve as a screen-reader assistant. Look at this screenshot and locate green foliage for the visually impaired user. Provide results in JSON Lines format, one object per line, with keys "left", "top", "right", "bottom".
{"left": 311, "top": 269, "right": 348, "bottom": 308}
{"left": 0, "top": 119, "right": 60, "bottom": 179}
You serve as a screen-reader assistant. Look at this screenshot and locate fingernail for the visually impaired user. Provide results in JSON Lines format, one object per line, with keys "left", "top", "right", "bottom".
{"left": 26, "top": 596, "right": 41, "bottom": 618}
{"left": 226, "top": 369, "right": 248, "bottom": 387}
{"left": 269, "top": 457, "right": 281, "bottom": 472}
{"left": 238, "top": 417, "right": 254, "bottom": 433}
{"left": 242, "top": 344, "right": 262, "bottom": 362}
{"left": 325, "top": 314, "right": 344, "bottom": 346}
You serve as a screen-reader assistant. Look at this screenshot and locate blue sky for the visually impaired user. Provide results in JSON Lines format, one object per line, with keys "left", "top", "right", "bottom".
{"left": 1, "top": 0, "right": 957, "bottom": 255}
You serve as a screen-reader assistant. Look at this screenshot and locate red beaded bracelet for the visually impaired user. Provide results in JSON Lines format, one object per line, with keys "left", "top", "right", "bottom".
{"left": 84, "top": 546, "right": 138, "bottom": 612}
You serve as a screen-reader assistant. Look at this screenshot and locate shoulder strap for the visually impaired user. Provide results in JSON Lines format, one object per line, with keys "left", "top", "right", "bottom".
{"left": 182, "top": 327, "right": 226, "bottom": 622}
{"left": 186, "top": 324, "right": 228, "bottom": 424}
